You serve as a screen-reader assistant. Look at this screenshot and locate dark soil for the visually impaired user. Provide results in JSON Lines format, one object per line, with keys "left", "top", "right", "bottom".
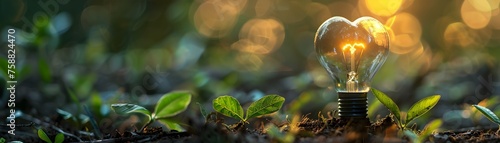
{"left": 434, "top": 128, "right": 500, "bottom": 143}
{"left": 2, "top": 113, "right": 500, "bottom": 143}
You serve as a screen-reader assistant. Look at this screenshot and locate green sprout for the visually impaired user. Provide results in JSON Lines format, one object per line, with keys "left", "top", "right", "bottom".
{"left": 56, "top": 109, "right": 89, "bottom": 126}
{"left": 111, "top": 91, "right": 192, "bottom": 131}
{"left": 265, "top": 114, "right": 301, "bottom": 143}
{"left": 38, "top": 129, "right": 64, "bottom": 143}
{"left": 404, "top": 119, "right": 442, "bottom": 143}
{"left": 371, "top": 88, "right": 440, "bottom": 130}
{"left": 472, "top": 104, "right": 500, "bottom": 133}
{"left": 212, "top": 95, "right": 285, "bottom": 124}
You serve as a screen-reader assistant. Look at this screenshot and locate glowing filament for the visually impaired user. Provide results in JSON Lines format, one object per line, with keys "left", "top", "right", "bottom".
{"left": 342, "top": 43, "right": 365, "bottom": 91}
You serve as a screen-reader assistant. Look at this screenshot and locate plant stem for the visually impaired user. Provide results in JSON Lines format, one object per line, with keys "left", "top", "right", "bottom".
{"left": 141, "top": 119, "right": 154, "bottom": 132}
{"left": 497, "top": 125, "right": 500, "bottom": 135}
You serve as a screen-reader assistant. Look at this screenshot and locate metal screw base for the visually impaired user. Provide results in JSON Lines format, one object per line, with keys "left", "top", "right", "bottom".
{"left": 338, "top": 92, "right": 368, "bottom": 118}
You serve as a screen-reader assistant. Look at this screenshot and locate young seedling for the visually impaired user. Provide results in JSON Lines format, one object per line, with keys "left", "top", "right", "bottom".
{"left": 371, "top": 88, "right": 440, "bottom": 130}
{"left": 56, "top": 109, "right": 90, "bottom": 126}
{"left": 404, "top": 119, "right": 442, "bottom": 143}
{"left": 212, "top": 95, "right": 285, "bottom": 125}
{"left": 472, "top": 105, "right": 500, "bottom": 134}
{"left": 111, "top": 91, "right": 192, "bottom": 131}
{"left": 265, "top": 114, "right": 301, "bottom": 143}
{"left": 38, "top": 129, "right": 64, "bottom": 143}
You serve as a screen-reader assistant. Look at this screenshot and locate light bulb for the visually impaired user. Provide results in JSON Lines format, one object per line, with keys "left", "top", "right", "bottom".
{"left": 314, "top": 16, "right": 389, "bottom": 118}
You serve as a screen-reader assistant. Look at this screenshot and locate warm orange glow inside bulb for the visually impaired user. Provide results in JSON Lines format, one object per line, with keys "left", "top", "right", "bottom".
{"left": 340, "top": 42, "right": 366, "bottom": 92}
{"left": 342, "top": 43, "right": 365, "bottom": 54}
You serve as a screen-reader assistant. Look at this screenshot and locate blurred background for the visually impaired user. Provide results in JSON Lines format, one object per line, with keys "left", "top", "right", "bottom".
{"left": 1, "top": 0, "right": 500, "bottom": 131}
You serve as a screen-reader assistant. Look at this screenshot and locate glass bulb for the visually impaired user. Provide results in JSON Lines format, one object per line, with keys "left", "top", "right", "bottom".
{"left": 314, "top": 16, "right": 389, "bottom": 93}
{"left": 314, "top": 16, "right": 389, "bottom": 118}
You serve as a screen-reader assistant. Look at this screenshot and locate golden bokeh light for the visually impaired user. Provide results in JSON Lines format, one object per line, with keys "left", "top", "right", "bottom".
{"left": 490, "top": 9, "right": 500, "bottom": 29}
{"left": 490, "top": 0, "right": 500, "bottom": 10}
{"left": 444, "top": 22, "right": 475, "bottom": 48}
{"left": 443, "top": 21, "right": 492, "bottom": 48}
{"left": 236, "top": 53, "right": 263, "bottom": 71}
{"left": 193, "top": 0, "right": 247, "bottom": 38}
{"left": 232, "top": 19, "right": 285, "bottom": 54}
{"left": 397, "top": 41, "right": 432, "bottom": 76}
{"left": 470, "top": 0, "right": 497, "bottom": 11}
{"left": 399, "top": 0, "right": 415, "bottom": 10}
{"left": 461, "top": 0, "right": 491, "bottom": 29}
{"left": 365, "top": 0, "right": 403, "bottom": 17}
{"left": 409, "top": 42, "right": 425, "bottom": 59}
{"left": 385, "top": 13, "right": 422, "bottom": 54}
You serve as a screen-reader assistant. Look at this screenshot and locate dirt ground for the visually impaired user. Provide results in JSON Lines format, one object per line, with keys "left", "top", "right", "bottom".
{"left": 2, "top": 113, "right": 500, "bottom": 143}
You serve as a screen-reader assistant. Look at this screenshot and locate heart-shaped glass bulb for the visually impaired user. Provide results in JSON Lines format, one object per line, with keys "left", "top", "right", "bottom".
{"left": 315, "top": 16, "right": 390, "bottom": 118}
{"left": 315, "top": 16, "right": 389, "bottom": 93}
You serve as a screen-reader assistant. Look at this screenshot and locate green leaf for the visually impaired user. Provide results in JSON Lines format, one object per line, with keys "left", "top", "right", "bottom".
{"left": 406, "top": 95, "right": 440, "bottom": 124}
{"left": 371, "top": 88, "right": 401, "bottom": 121}
{"left": 56, "top": 109, "right": 73, "bottom": 120}
{"left": 111, "top": 104, "right": 151, "bottom": 121}
{"left": 153, "top": 91, "right": 192, "bottom": 119}
{"left": 197, "top": 102, "right": 208, "bottom": 119}
{"left": 473, "top": 105, "right": 500, "bottom": 125}
{"left": 38, "top": 129, "right": 52, "bottom": 143}
{"left": 54, "top": 133, "right": 64, "bottom": 143}
{"left": 213, "top": 95, "right": 244, "bottom": 120}
{"left": 158, "top": 118, "right": 185, "bottom": 132}
{"left": 420, "top": 119, "right": 442, "bottom": 141}
{"left": 78, "top": 114, "right": 90, "bottom": 124}
{"left": 246, "top": 95, "right": 285, "bottom": 120}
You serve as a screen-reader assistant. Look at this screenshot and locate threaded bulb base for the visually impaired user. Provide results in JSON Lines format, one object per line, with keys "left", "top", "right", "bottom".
{"left": 338, "top": 92, "right": 368, "bottom": 118}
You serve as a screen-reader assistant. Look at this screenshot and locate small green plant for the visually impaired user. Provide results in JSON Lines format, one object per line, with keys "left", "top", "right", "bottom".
{"left": 56, "top": 109, "right": 90, "bottom": 125}
{"left": 472, "top": 104, "right": 500, "bottom": 133}
{"left": 212, "top": 95, "right": 285, "bottom": 124}
{"left": 38, "top": 129, "right": 64, "bottom": 143}
{"left": 372, "top": 88, "right": 440, "bottom": 130}
{"left": 404, "top": 119, "right": 442, "bottom": 143}
{"left": 265, "top": 114, "right": 301, "bottom": 143}
{"left": 111, "top": 91, "right": 192, "bottom": 131}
